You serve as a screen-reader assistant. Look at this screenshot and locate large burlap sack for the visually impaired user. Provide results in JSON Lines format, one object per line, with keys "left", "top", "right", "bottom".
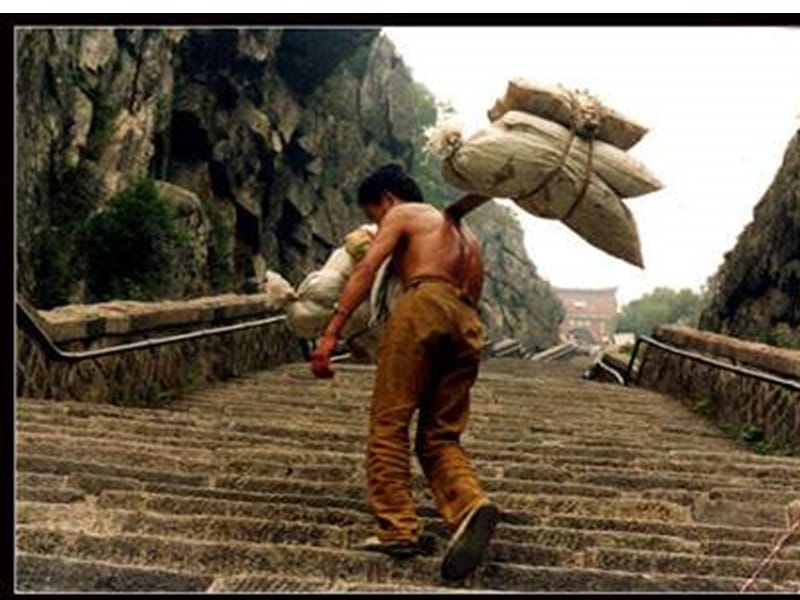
{"left": 488, "top": 78, "right": 648, "bottom": 151}
{"left": 432, "top": 111, "right": 660, "bottom": 201}
{"left": 501, "top": 111, "right": 662, "bottom": 199}
{"left": 427, "top": 113, "right": 644, "bottom": 267}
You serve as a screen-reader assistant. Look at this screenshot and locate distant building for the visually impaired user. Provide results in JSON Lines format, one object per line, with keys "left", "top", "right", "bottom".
{"left": 554, "top": 287, "right": 618, "bottom": 345}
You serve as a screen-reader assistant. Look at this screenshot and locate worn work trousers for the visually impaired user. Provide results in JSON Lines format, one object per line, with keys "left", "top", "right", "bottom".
{"left": 367, "top": 279, "right": 487, "bottom": 542}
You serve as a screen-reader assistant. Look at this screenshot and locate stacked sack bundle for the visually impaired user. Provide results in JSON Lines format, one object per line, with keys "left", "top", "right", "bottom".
{"left": 427, "top": 78, "right": 663, "bottom": 267}
{"left": 262, "top": 224, "right": 404, "bottom": 361}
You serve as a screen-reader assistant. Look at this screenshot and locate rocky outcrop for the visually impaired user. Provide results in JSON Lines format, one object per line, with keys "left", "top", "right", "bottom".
{"left": 17, "top": 27, "right": 563, "bottom": 348}
{"left": 17, "top": 28, "right": 185, "bottom": 305}
{"left": 467, "top": 201, "right": 565, "bottom": 351}
{"left": 699, "top": 130, "right": 800, "bottom": 348}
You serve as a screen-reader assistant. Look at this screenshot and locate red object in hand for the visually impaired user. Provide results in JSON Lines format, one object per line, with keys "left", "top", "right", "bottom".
{"left": 310, "top": 333, "right": 338, "bottom": 378}
{"left": 311, "top": 351, "right": 334, "bottom": 378}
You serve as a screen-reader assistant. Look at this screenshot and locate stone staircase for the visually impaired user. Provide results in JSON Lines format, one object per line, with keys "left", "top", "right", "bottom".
{"left": 15, "top": 358, "right": 800, "bottom": 592}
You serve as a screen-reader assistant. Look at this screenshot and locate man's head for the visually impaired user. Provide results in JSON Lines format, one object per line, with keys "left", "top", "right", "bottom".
{"left": 357, "top": 164, "right": 424, "bottom": 223}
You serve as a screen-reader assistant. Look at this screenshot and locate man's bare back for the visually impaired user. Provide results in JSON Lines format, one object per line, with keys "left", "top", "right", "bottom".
{"left": 312, "top": 192, "right": 483, "bottom": 378}
{"left": 388, "top": 203, "right": 484, "bottom": 306}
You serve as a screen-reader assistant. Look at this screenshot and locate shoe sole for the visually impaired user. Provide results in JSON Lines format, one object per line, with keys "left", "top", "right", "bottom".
{"left": 440, "top": 503, "right": 500, "bottom": 581}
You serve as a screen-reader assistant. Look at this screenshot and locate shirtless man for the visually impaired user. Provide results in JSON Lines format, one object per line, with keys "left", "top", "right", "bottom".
{"left": 310, "top": 164, "right": 499, "bottom": 581}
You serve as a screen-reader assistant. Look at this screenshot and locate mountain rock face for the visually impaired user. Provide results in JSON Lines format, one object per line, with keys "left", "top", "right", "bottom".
{"left": 699, "top": 130, "right": 800, "bottom": 347}
{"left": 16, "top": 27, "right": 563, "bottom": 349}
{"left": 466, "top": 201, "right": 565, "bottom": 350}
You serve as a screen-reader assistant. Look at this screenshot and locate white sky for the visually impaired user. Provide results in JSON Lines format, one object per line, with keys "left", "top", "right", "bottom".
{"left": 385, "top": 26, "right": 800, "bottom": 305}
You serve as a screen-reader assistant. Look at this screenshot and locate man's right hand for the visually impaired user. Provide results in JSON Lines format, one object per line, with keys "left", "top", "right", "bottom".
{"left": 310, "top": 332, "right": 338, "bottom": 378}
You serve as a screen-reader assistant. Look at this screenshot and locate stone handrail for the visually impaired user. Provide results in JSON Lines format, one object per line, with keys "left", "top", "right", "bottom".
{"left": 16, "top": 294, "right": 302, "bottom": 406}
{"left": 636, "top": 325, "right": 800, "bottom": 456}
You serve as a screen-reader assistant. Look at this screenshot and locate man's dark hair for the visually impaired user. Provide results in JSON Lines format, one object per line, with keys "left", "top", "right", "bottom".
{"left": 357, "top": 164, "right": 424, "bottom": 207}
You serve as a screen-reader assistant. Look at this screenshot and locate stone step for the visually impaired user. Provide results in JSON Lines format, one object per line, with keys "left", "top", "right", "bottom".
{"left": 15, "top": 500, "right": 709, "bottom": 563}
{"left": 16, "top": 552, "right": 212, "bottom": 592}
{"left": 22, "top": 450, "right": 787, "bottom": 532}
{"left": 177, "top": 384, "right": 711, "bottom": 419}
{"left": 18, "top": 426, "right": 800, "bottom": 492}
{"left": 18, "top": 446, "right": 642, "bottom": 500}
{"left": 17, "top": 453, "right": 211, "bottom": 488}
{"left": 17, "top": 414, "right": 755, "bottom": 473}
{"left": 15, "top": 356, "right": 800, "bottom": 593}
{"left": 546, "top": 514, "right": 797, "bottom": 546}
{"left": 14, "top": 526, "right": 789, "bottom": 591}
{"left": 209, "top": 574, "right": 466, "bottom": 593}
{"left": 16, "top": 486, "right": 86, "bottom": 504}
{"left": 17, "top": 403, "right": 733, "bottom": 454}
{"left": 474, "top": 564, "right": 793, "bottom": 592}
{"left": 80, "top": 489, "right": 800, "bottom": 553}
{"left": 19, "top": 426, "right": 780, "bottom": 487}
{"left": 589, "top": 546, "right": 800, "bottom": 582}
{"left": 21, "top": 462, "right": 700, "bottom": 527}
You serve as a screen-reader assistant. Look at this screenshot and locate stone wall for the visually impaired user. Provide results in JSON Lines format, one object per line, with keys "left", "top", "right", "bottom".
{"left": 17, "top": 294, "right": 302, "bottom": 406}
{"left": 636, "top": 325, "right": 800, "bottom": 455}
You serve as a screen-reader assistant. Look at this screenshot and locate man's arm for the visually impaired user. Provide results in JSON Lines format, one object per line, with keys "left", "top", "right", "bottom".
{"left": 322, "top": 207, "right": 407, "bottom": 339}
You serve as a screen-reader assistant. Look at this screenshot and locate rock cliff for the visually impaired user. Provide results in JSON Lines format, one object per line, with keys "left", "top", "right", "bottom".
{"left": 16, "top": 27, "right": 563, "bottom": 349}
{"left": 699, "top": 129, "right": 800, "bottom": 348}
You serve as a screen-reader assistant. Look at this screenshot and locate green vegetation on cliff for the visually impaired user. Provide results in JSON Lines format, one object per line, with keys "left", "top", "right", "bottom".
{"left": 85, "top": 180, "right": 189, "bottom": 301}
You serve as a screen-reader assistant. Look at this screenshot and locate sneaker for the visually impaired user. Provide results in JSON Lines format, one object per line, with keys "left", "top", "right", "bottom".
{"left": 440, "top": 500, "right": 500, "bottom": 581}
{"left": 354, "top": 535, "right": 422, "bottom": 559}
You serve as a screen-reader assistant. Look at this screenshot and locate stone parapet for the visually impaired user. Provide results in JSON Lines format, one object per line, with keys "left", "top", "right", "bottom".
{"left": 636, "top": 325, "right": 800, "bottom": 456}
{"left": 17, "top": 294, "right": 302, "bottom": 406}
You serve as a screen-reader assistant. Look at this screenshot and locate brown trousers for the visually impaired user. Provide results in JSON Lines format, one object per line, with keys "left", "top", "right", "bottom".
{"left": 367, "top": 279, "right": 487, "bottom": 542}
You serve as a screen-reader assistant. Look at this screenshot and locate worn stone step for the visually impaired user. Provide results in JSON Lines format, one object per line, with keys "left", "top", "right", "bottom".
{"left": 546, "top": 514, "right": 797, "bottom": 546}
{"left": 17, "top": 443, "right": 632, "bottom": 498}
{"left": 16, "top": 552, "right": 212, "bottom": 592}
{"left": 589, "top": 546, "right": 800, "bottom": 582}
{"left": 23, "top": 500, "right": 722, "bottom": 566}
{"left": 571, "top": 469, "right": 784, "bottom": 494}
{"left": 701, "top": 539, "right": 800, "bottom": 561}
{"left": 209, "top": 574, "right": 465, "bottom": 593}
{"left": 690, "top": 494, "right": 791, "bottom": 529}
{"left": 15, "top": 526, "right": 786, "bottom": 592}
{"left": 24, "top": 424, "right": 796, "bottom": 497}
{"left": 18, "top": 418, "right": 735, "bottom": 478}
{"left": 17, "top": 454, "right": 210, "bottom": 488}
{"left": 25, "top": 444, "right": 785, "bottom": 506}
{"left": 16, "top": 486, "right": 86, "bottom": 504}
{"left": 22, "top": 427, "right": 800, "bottom": 497}
{"left": 18, "top": 400, "right": 771, "bottom": 465}
{"left": 20, "top": 463, "right": 700, "bottom": 527}
{"left": 177, "top": 387, "right": 710, "bottom": 424}
{"left": 88, "top": 491, "right": 699, "bottom": 556}
{"left": 30, "top": 472, "right": 779, "bottom": 561}
{"left": 188, "top": 377, "right": 692, "bottom": 415}
{"left": 90, "top": 490, "right": 800, "bottom": 559}
{"left": 18, "top": 404, "right": 736, "bottom": 457}
{"left": 16, "top": 472, "right": 69, "bottom": 489}
{"left": 13, "top": 525, "right": 441, "bottom": 584}
{"left": 200, "top": 562, "right": 793, "bottom": 593}
{"left": 180, "top": 392, "right": 723, "bottom": 433}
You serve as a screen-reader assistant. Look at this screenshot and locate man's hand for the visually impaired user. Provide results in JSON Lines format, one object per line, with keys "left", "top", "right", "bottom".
{"left": 310, "top": 332, "right": 338, "bottom": 378}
